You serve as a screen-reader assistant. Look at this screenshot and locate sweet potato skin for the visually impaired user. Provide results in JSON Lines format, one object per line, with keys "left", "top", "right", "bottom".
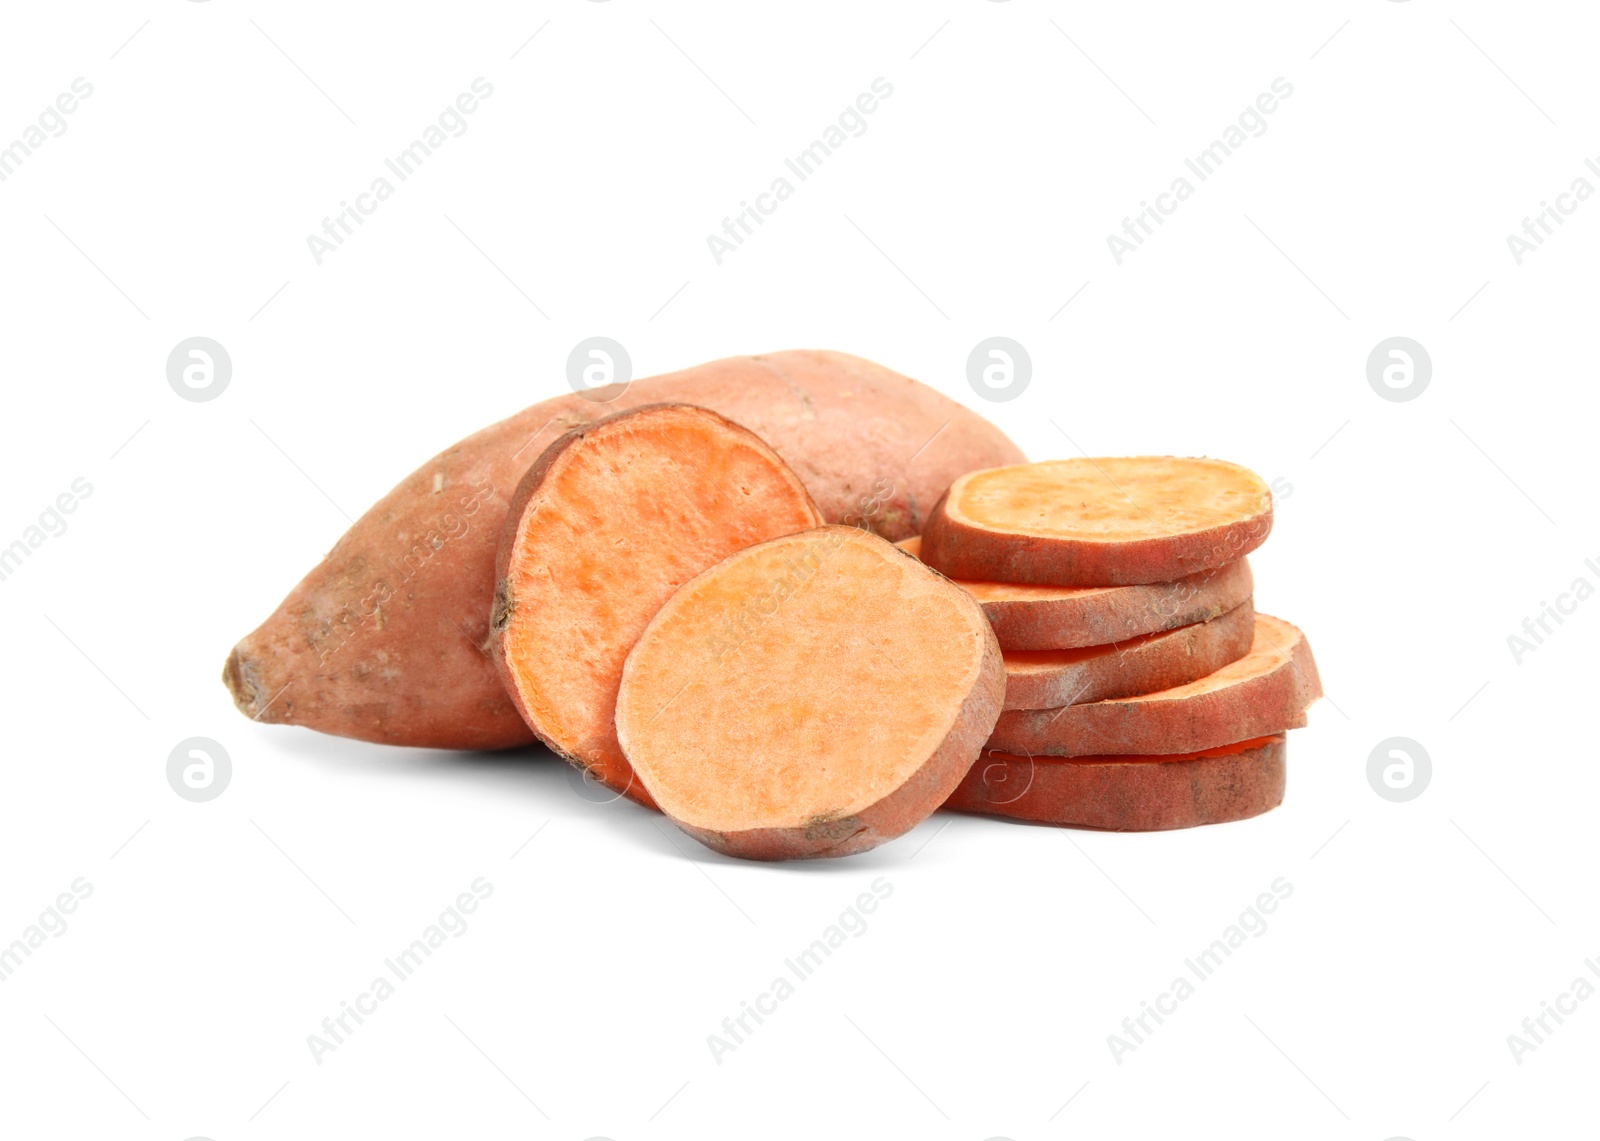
{"left": 223, "top": 352, "right": 1024, "bottom": 749}
{"left": 1002, "top": 599, "right": 1255, "bottom": 710}
{"left": 899, "top": 538, "right": 1254, "bottom": 652}
{"left": 945, "top": 735, "right": 1286, "bottom": 830}
{"left": 986, "top": 614, "right": 1320, "bottom": 756}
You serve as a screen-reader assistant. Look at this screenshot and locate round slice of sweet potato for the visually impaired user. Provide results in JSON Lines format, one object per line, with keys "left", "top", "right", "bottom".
{"left": 897, "top": 536, "right": 1253, "bottom": 651}
{"left": 945, "top": 735, "right": 1286, "bottom": 830}
{"left": 615, "top": 526, "right": 1005, "bottom": 860}
{"left": 986, "top": 613, "right": 1319, "bottom": 756}
{"left": 1002, "top": 598, "right": 1255, "bottom": 710}
{"left": 920, "top": 457, "right": 1273, "bottom": 586}
{"left": 490, "top": 403, "right": 823, "bottom": 806}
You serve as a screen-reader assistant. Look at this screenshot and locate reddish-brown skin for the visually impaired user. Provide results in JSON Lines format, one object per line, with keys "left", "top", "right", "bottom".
{"left": 945, "top": 735, "right": 1287, "bottom": 830}
{"left": 899, "top": 538, "right": 1254, "bottom": 651}
{"left": 1002, "top": 599, "right": 1255, "bottom": 710}
{"left": 896, "top": 537, "right": 1254, "bottom": 652}
{"left": 222, "top": 351, "right": 1024, "bottom": 750}
{"left": 986, "top": 614, "right": 1320, "bottom": 756}
{"left": 920, "top": 465, "right": 1273, "bottom": 587}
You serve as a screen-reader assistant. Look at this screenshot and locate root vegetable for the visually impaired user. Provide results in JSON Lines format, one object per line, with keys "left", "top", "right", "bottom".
{"left": 920, "top": 457, "right": 1272, "bottom": 586}
{"left": 615, "top": 526, "right": 1004, "bottom": 860}
{"left": 223, "top": 351, "right": 1023, "bottom": 750}
{"left": 946, "top": 735, "right": 1286, "bottom": 830}
{"left": 1001, "top": 599, "right": 1255, "bottom": 710}
{"left": 897, "top": 537, "right": 1253, "bottom": 651}
{"left": 985, "top": 614, "right": 1319, "bottom": 756}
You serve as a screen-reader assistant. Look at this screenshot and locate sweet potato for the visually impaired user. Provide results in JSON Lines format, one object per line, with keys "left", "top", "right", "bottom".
{"left": 920, "top": 457, "right": 1272, "bottom": 586}
{"left": 897, "top": 537, "right": 1253, "bottom": 651}
{"left": 986, "top": 614, "right": 1319, "bottom": 756}
{"left": 490, "top": 404, "right": 822, "bottom": 805}
{"left": 614, "top": 526, "right": 1004, "bottom": 860}
{"left": 1001, "top": 599, "right": 1255, "bottom": 710}
{"left": 945, "top": 735, "right": 1286, "bottom": 830}
{"left": 222, "top": 351, "right": 1024, "bottom": 750}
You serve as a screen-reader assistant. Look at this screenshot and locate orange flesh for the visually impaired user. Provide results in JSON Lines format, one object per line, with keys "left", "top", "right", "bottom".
{"left": 945, "top": 457, "right": 1270, "bottom": 542}
{"left": 500, "top": 407, "right": 820, "bottom": 776}
{"left": 616, "top": 528, "right": 993, "bottom": 833}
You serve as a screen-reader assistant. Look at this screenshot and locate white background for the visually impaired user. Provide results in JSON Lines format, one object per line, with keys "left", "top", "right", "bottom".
{"left": 1, "top": 1, "right": 1595, "bottom": 1138}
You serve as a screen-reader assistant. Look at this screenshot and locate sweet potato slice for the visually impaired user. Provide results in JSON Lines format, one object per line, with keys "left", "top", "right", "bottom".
{"left": 1002, "top": 598, "right": 1255, "bottom": 710}
{"left": 491, "top": 404, "right": 823, "bottom": 805}
{"left": 920, "top": 457, "right": 1273, "bottom": 586}
{"left": 615, "top": 526, "right": 1004, "bottom": 860}
{"left": 986, "top": 613, "right": 1319, "bottom": 755}
{"left": 945, "top": 735, "right": 1286, "bottom": 830}
{"left": 897, "top": 537, "right": 1253, "bottom": 651}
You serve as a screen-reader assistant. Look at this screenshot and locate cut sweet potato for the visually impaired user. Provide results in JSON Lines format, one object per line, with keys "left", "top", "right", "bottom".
{"left": 1001, "top": 599, "right": 1255, "bottom": 710}
{"left": 615, "top": 526, "right": 1004, "bottom": 859}
{"left": 223, "top": 351, "right": 1024, "bottom": 751}
{"left": 945, "top": 735, "right": 1286, "bottom": 830}
{"left": 897, "top": 537, "right": 1253, "bottom": 651}
{"left": 920, "top": 457, "right": 1272, "bottom": 586}
{"left": 491, "top": 404, "right": 823, "bottom": 805}
{"left": 986, "top": 613, "right": 1319, "bottom": 755}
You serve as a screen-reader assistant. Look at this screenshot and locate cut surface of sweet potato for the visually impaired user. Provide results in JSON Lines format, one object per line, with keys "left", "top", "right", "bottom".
{"left": 986, "top": 613, "right": 1319, "bottom": 756}
{"left": 615, "top": 526, "right": 1004, "bottom": 859}
{"left": 898, "top": 537, "right": 1253, "bottom": 651}
{"left": 945, "top": 735, "right": 1286, "bottom": 830}
{"left": 1002, "top": 598, "right": 1255, "bottom": 710}
{"left": 491, "top": 404, "right": 823, "bottom": 806}
{"left": 920, "top": 457, "right": 1273, "bottom": 586}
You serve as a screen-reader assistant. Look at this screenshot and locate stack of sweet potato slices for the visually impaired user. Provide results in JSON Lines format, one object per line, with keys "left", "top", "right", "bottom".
{"left": 915, "top": 456, "right": 1320, "bottom": 831}
{"left": 493, "top": 410, "right": 1319, "bottom": 857}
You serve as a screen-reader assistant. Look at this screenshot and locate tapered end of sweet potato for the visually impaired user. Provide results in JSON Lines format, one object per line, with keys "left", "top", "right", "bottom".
{"left": 222, "top": 644, "right": 263, "bottom": 718}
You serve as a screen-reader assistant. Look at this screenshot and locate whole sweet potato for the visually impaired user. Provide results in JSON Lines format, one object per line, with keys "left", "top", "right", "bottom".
{"left": 223, "top": 351, "right": 1025, "bottom": 750}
